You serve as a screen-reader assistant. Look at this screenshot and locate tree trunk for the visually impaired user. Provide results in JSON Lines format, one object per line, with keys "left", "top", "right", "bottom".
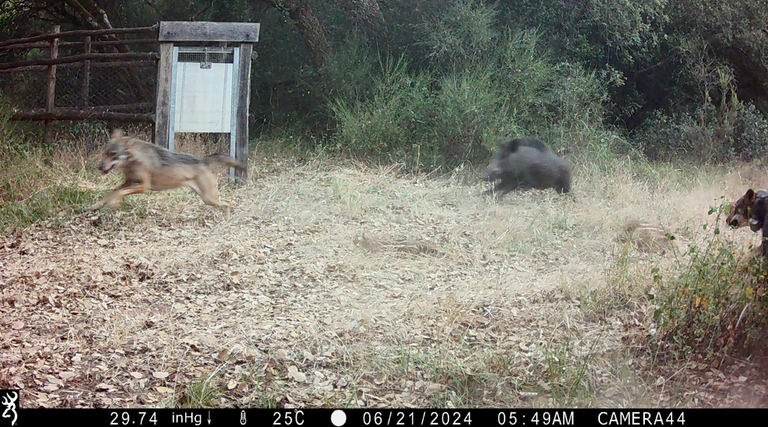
{"left": 259, "top": 0, "right": 330, "bottom": 69}
{"left": 63, "top": 0, "right": 129, "bottom": 53}
{"left": 62, "top": 0, "right": 155, "bottom": 102}
{"left": 343, "top": 0, "right": 385, "bottom": 40}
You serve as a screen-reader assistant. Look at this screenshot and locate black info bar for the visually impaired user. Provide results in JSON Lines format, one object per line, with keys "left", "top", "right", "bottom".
{"left": 8, "top": 408, "right": 763, "bottom": 427}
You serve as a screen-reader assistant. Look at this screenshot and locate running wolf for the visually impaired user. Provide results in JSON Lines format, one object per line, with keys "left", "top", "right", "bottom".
{"left": 89, "top": 130, "right": 243, "bottom": 212}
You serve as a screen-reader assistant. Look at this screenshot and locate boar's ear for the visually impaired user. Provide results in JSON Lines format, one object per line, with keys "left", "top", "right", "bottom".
{"left": 110, "top": 129, "right": 125, "bottom": 139}
{"left": 498, "top": 138, "right": 520, "bottom": 154}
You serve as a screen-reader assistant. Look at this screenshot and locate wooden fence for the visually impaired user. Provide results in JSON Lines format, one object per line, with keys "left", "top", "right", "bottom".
{"left": 0, "top": 25, "right": 159, "bottom": 143}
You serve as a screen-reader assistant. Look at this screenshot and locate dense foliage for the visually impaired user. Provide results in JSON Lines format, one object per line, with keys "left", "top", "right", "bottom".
{"left": 2, "top": 0, "right": 768, "bottom": 163}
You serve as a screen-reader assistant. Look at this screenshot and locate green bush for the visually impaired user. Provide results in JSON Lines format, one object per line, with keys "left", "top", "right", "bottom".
{"left": 634, "top": 100, "right": 768, "bottom": 162}
{"left": 653, "top": 204, "right": 768, "bottom": 360}
{"left": 329, "top": 1, "right": 616, "bottom": 169}
{"left": 427, "top": 65, "right": 506, "bottom": 164}
{"left": 729, "top": 102, "right": 768, "bottom": 160}
{"left": 322, "top": 32, "right": 380, "bottom": 107}
{"left": 328, "top": 55, "right": 433, "bottom": 166}
{"left": 417, "top": 0, "right": 499, "bottom": 66}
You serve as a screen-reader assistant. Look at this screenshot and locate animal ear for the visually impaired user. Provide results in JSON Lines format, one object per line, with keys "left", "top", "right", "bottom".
{"left": 746, "top": 188, "right": 756, "bottom": 202}
{"left": 498, "top": 139, "right": 515, "bottom": 152}
{"left": 110, "top": 129, "right": 125, "bottom": 139}
{"left": 124, "top": 138, "right": 139, "bottom": 151}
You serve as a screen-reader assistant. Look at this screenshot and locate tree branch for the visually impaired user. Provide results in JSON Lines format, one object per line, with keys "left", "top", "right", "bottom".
{"left": 191, "top": 0, "right": 214, "bottom": 20}
{"left": 143, "top": 0, "right": 170, "bottom": 21}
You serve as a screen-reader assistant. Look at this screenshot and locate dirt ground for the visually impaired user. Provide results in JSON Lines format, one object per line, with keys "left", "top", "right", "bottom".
{"left": 1, "top": 156, "right": 768, "bottom": 408}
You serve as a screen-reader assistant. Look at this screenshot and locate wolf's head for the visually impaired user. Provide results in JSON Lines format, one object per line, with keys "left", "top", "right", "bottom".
{"left": 727, "top": 188, "right": 757, "bottom": 228}
{"left": 97, "top": 129, "right": 133, "bottom": 175}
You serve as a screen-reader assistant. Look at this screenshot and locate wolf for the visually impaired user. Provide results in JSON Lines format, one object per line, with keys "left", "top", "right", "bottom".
{"left": 726, "top": 188, "right": 768, "bottom": 256}
{"left": 484, "top": 137, "right": 572, "bottom": 197}
{"left": 726, "top": 188, "right": 759, "bottom": 228}
{"left": 744, "top": 189, "right": 768, "bottom": 257}
{"left": 89, "top": 130, "right": 243, "bottom": 212}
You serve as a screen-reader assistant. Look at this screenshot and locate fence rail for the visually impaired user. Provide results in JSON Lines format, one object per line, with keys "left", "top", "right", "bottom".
{"left": 0, "top": 52, "right": 160, "bottom": 71}
{"left": 0, "top": 25, "right": 159, "bottom": 48}
{"left": 0, "top": 25, "right": 160, "bottom": 142}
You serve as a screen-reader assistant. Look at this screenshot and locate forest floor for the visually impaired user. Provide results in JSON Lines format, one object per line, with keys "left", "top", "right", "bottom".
{"left": 2, "top": 149, "right": 768, "bottom": 408}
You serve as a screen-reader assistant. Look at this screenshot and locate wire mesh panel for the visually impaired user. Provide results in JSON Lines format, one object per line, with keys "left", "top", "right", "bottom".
{"left": 177, "top": 48, "right": 234, "bottom": 65}
{"left": 1, "top": 67, "right": 47, "bottom": 109}
{"left": 2, "top": 63, "right": 156, "bottom": 111}
{"left": 55, "top": 63, "right": 156, "bottom": 111}
{"left": 0, "top": 27, "right": 158, "bottom": 121}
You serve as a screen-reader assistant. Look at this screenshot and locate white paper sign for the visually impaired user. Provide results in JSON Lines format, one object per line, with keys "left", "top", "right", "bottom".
{"left": 173, "top": 62, "right": 233, "bottom": 133}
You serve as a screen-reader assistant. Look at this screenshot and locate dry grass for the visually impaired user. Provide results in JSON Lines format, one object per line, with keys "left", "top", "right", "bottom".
{"left": 1, "top": 142, "right": 768, "bottom": 408}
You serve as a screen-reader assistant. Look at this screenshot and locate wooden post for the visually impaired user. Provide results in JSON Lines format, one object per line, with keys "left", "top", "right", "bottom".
{"left": 44, "top": 25, "right": 60, "bottom": 145}
{"left": 234, "top": 43, "right": 253, "bottom": 181}
{"left": 154, "top": 42, "right": 174, "bottom": 148}
{"left": 81, "top": 36, "right": 91, "bottom": 108}
{"left": 153, "top": 22, "right": 259, "bottom": 181}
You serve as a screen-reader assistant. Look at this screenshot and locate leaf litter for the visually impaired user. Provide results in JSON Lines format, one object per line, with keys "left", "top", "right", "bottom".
{"left": 1, "top": 159, "right": 766, "bottom": 408}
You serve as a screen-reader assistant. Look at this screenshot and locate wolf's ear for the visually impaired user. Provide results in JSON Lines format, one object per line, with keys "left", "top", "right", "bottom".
{"left": 110, "top": 129, "right": 125, "bottom": 139}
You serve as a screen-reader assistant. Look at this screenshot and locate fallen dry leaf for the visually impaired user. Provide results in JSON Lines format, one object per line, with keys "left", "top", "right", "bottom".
{"left": 2, "top": 159, "right": 766, "bottom": 410}
{"left": 288, "top": 365, "right": 306, "bottom": 382}
{"left": 59, "top": 371, "right": 76, "bottom": 381}
{"left": 216, "top": 349, "right": 231, "bottom": 362}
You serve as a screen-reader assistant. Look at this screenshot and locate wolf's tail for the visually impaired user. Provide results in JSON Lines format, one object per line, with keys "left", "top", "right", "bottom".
{"left": 203, "top": 154, "right": 244, "bottom": 170}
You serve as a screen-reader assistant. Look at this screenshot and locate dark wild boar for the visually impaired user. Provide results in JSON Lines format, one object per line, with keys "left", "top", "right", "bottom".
{"left": 484, "top": 138, "right": 572, "bottom": 197}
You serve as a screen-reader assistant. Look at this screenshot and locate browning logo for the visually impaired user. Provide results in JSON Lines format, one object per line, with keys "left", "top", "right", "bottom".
{"left": 0, "top": 390, "right": 18, "bottom": 427}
